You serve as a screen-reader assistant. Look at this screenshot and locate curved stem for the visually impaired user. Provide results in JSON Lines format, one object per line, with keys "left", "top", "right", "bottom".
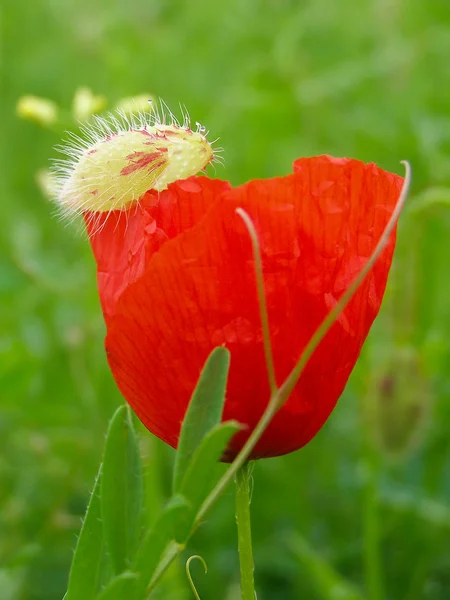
{"left": 186, "top": 555, "right": 208, "bottom": 600}
{"left": 195, "top": 394, "right": 279, "bottom": 524}
{"left": 236, "top": 208, "right": 277, "bottom": 395}
{"left": 235, "top": 463, "right": 256, "bottom": 600}
{"left": 279, "top": 161, "right": 411, "bottom": 402}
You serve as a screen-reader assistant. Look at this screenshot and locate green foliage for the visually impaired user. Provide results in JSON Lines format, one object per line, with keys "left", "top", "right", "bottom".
{"left": 61, "top": 349, "right": 236, "bottom": 600}
{"left": 101, "top": 406, "right": 143, "bottom": 574}
{"left": 94, "top": 573, "right": 137, "bottom": 600}
{"left": 65, "top": 466, "right": 104, "bottom": 600}
{"left": 132, "top": 495, "right": 191, "bottom": 596}
{"left": 173, "top": 347, "right": 231, "bottom": 493}
{"left": 2, "top": 0, "right": 450, "bottom": 598}
{"left": 177, "top": 421, "right": 241, "bottom": 540}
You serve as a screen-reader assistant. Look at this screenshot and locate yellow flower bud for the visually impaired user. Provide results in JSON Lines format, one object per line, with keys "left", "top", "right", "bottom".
{"left": 17, "top": 95, "right": 59, "bottom": 127}
{"left": 72, "top": 87, "right": 107, "bottom": 122}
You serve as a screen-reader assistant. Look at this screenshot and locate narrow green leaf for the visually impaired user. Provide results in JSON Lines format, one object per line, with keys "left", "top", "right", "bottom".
{"left": 173, "top": 347, "right": 231, "bottom": 493}
{"left": 101, "top": 405, "right": 143, "bottom": 574}
{"left": 132, "top": 494, "right": 191, "bottom": 597}
{"left": 177, "top": 420, "right": 241, "bottom": 540}
{"left": 65, "top": 465, "right": 104, "bottom": 600}
{"left": 94, "top": 572, "right": 138, "bottom": 600}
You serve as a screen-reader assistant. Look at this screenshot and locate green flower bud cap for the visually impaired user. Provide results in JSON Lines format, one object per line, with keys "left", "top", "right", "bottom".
{"left": 54, "top": 102, "right": 217, "bottom": 220}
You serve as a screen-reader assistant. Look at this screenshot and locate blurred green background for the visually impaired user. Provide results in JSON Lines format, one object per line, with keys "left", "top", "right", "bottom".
{"left": 1, "top": 0, "right": 450, "bottom": 598}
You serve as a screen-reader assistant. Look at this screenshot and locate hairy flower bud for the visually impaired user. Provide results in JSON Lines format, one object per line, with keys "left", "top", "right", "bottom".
{"left": 54, "top": 107, "right": 215, "bottom": 219}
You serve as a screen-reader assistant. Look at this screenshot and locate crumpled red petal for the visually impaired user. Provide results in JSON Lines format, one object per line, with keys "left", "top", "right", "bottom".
{"left": 86, "top": 155, "right": 403, "bottom": 460}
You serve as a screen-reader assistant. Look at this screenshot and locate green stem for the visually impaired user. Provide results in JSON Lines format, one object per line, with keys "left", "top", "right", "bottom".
{"left": 363, "top": 455, "right": 384, "bottom": 600}
{"left": 235, "top": 463, "right": 256, "bottom": 600}
{"left": 147, "top": 540, "right": 184, "bottom": 595}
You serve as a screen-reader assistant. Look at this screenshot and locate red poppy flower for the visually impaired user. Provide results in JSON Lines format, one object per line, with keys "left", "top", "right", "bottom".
{"left": 85, "top": 155, "right": 403, "bottom": 460}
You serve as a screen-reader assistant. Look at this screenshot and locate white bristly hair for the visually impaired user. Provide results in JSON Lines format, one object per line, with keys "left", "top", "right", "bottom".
{"left": 51, "top": 100, "right": 223, "bottom": 234}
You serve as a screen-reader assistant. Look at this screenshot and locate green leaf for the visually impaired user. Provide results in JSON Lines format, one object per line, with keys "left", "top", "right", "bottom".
{"left": 65, "top": 465, "right": 104, "bottom": 600}
{"left": 173, "top": 347, "right": 231, "bottom": 493}
{"left": 94, "top": 572, "right": 138, "bottom": 600}
{"left": 132, "top": 494, "right": 191, "bottom": 597}
{"left": 101, "top": 405, "right": 143, "bottom": 574}
{"left": 177, "top": 420, "right": 241, "bottom": 540}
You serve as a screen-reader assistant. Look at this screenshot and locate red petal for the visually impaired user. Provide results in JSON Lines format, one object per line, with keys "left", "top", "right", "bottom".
{"left": 86, "top": 177, "right": 231, "bottom": 318}
{"left": 86, "top": 158, "right": 403, "bottom": 459}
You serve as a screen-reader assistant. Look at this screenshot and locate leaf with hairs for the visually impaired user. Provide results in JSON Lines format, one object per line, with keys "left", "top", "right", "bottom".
{"left": 132, "top": 494, "right": 191, "bottom": 597}
{"left": 94, "top": 573, "right": 138, "bottom": 600}
{"left": 101, "top": 406, "right": 143, "bottom": 574}
{"left": 65, "top": 465, "right": 104, "bottom": 600}
{"left": 173, "top": 347, "right": 230, "bottom": 493}
{"left": 177, "top": 421, "right": 241, "bottom": 540}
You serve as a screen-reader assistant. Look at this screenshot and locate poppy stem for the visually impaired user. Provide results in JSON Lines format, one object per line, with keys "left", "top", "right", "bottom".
{"left": 235, "top": 462, "right": 256, "bottom": 600}
{"left": 362, "top": 451, "right": 385, "bottom": 600}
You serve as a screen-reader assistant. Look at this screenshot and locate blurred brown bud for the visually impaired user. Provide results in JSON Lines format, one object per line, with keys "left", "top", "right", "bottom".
{"left": 363, "top": 346, "right": 431, "bottom": 460}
